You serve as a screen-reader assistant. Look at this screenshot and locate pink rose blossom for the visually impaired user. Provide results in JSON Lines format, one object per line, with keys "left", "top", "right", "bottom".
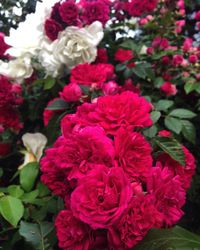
{"left": 71, "top": 165, "right": 132, "bottom": 229}
{"left": 160, "top": 82, "right": 177, "bottom": 96}
{"left": 55, "top": 210, "right": 91, "bottom": 250}
{"left": 115, "top": 128, "right": 153, "bottom": 182}
{"left": 60, "top": 83, "right": 82, "bottom": 102}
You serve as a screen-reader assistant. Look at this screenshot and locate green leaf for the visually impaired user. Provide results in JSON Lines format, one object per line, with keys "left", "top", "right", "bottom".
{"left": 43, "top": 77, "right": 56, "bottom": 90}
{"left": 135, "top": 226, "right": 200, "bottom": 250}
{"left": 37, "top": 182, "right": 50, "bottom": 197}
{"left": 115, "top": 63, "right": 126, "bottom": 72}
{"left": 0, "top": 196, "right": 24, "bottom": 227}
{"left": 21, "top": 190, "right": 39, "bottom": 203}
{"left": 154, "top": 137, "right": 185, "bottom": 166}
{"left": 143, "top": 125, "right": 158, "bottom": 138}
{"left": 46, "top": 98, "right": 69, "bottom": 111}
{"left": 181, "top": 120, "right": 196, "bottom": 144}
{"left": 20, "top": 162, "right": 39, "bottom": 192}
{"left": 19, "top": 221, "right": 54, "bottom": 250}
{"left": 184, "top": 82, "right": 196, "bottom": 94}
{"left": 154, "top": 77, "right": 164, "bottom": 88}
{"left": 132, "top": 64, "right": 147, "bottom": 79}
{"left": 8, "top": 185, "right": 24, "bottom": 198}
{"left": 151, "top": 111, "right": 161, "bottom": 124}
{"left": 164, "top": 116, "right": 182, "bottom": 134}
{"left": 169, "top": 109, "right": 196, "bottom": 119}
{"left": 155, "top": 100, "right": 174, "bottom": 111}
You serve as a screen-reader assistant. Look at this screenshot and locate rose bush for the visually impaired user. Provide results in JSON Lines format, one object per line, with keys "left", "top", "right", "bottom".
{"left": 0, "top": 0, "right": 200, "bottom": 249}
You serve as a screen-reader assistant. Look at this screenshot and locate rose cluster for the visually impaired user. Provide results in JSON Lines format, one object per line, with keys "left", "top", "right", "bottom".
{"left": 0, "top": 75, "right": 23, "bottom": 133}
{"left": 41, "top": 91, "right": 195, "bottom": 250}
{"left": 45, "top": 0, "right": 110, "bottom": 41}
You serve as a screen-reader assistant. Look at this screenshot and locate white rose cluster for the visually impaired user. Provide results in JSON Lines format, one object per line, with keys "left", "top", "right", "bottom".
{"left": 0, "top": 0, "right": 104, "bottom": 81}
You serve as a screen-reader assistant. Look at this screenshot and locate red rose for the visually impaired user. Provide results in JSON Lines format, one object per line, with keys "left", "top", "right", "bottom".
{"left": 172, "top": 54, "right": 184, "bottom": 66}
{"left": 0, "top": 106, "right": 22, "bottom": 132}
{"left": 55, "top": 210, "right": 91, "bottom": 250}
{"left": 61, "top": 91, "right": 152, "bottom": 136}
{"left": 80, "top": 0, "right": 110, "bottom": 26}
{"left": 147, "top": 164, "right": 186, "bottom": 226}
{"left": 156, "top": 146, "right": 195, "bottom": 190}
{"left": 44, "top": 18, "right": 63, "bottom": 41}
{"left": 96, "top": 48, "right": 108, "bottom": 63}
{"left": 70, "top": 63, "right": 114, "bottom": 89}
{"left": 40, "top": 136, "right": 74, "bottom": 197}
{"left": 114, "top": 49, "right": 134, "bottom": 63}
{"left": 41, "top": 126, "right": 115, "bottom": 191}
{"left": 71, "top": 166, "right": 132, "bottom": 229}
{"left": 60, "top": 83, "right": 82, "bottom": 102}
{"left": 59, "top": 0, "right": 79, "bottom": 25}
{"left": 108, "top": 195, "right": 162, "bottom": 249}
{"left": 115, "top": 128, "right": 153, "bottom": 181}
{"left": 102, "top": 81, "right": 119, "bottom": 96}
{"left": 158, "top": 130, "right": 172, "bottom": 137}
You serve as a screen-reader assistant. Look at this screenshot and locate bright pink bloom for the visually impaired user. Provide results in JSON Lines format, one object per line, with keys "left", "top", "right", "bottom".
{"left": 55, "top": 210, "right": 91, "bottom": 250}
{"left": 102, "top": 81, "right": 119, "bottom": 96}
{"left": 115, "top": 48, "right": 134, "bottom": 63}
{"left": 189, "top": 55, "right": 198, "bottom": 64}
{"left": 108, "top": 194, "right": 162, "bottom": 249}
{"left": 152, "top": 37, "right": 169, "bottom": 50}
{"left": 41, "top": 126, "right": 115, "bottom": 189}
{"left": 147, "top": 164, "right": 186, "bottom": 226}
{"left": 44, "top": 18, "right": 63, "bottom": 41}
{"left": 172, "top": 54, "right": 184, "bottom": 66}
{"left": 158, "top": 130, "right": 172, "bottom": 137}
{"left": 61, "top": 91, "right": 152, "bottom": 136}
{"left": 71, "top": 165, "right": 132, "bottom": 229}
{"left": 96, "top": 48, "right": 108, "bottom": 63}
{"left": 70, "top": 63, "right": 114, "bottom": 89}
{"left": 160, "top": 82, "right": 177, "bottom": 96}
{"left": 156, "top": 147, "right": 195, "bottom": 190}
{"left": 195, "top": 11, "right": 200, "bottom": 21}
{"left": 115, "top": 128, "right": 152, "bottom": 181}
{"left": 183, "top": 38, "right": 193, "bottom": 52}
{"left": 60, "top": 83, "right": 82, "bottom": 102}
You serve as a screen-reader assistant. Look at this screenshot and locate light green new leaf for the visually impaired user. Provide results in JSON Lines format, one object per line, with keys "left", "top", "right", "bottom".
{"left": 0, "top": 195, "right": 24, "bottom": 227}
{"left": 8, "top": 185, "right": 24, "bottom": 198}
{"left": 20, "top": 162, "right": 39, "bottom": 192}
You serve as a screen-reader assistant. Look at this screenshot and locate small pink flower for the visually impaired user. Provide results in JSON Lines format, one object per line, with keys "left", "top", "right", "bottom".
{"left": 160, "top": 82, "right": 177, "bottom": 96}
{"left": 172, "top": 54, "right": 184, "bottom": 66}
{"left": 158, "top": 130, "right": 172, "bottom": 137}
{"left": 115, "top": 49, "right": 134, "bottom": 63}
{"left": 189, "top": 55, "right": 198, "bottom": 64}
{"left": 102, "top": 81, "right": 119, "bottom": 96}
{"left": 60, "top": 83, "right": 82, "bottom": 102}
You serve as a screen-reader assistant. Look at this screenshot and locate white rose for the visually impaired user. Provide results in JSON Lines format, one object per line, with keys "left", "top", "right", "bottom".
{"left": 38, "top": 38, "right": 63, "bottom": 77}
{"left": 52, "top": 21, "right": 104, "bottom": 68}
{"left": 0, "top": 56, "right": 33, "bottom": 82}
{"left": 19, "top": 132, "right": 47, "bottom": 169}
{"left": 5, "top": 0, "right": 58, "bottom": 58}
